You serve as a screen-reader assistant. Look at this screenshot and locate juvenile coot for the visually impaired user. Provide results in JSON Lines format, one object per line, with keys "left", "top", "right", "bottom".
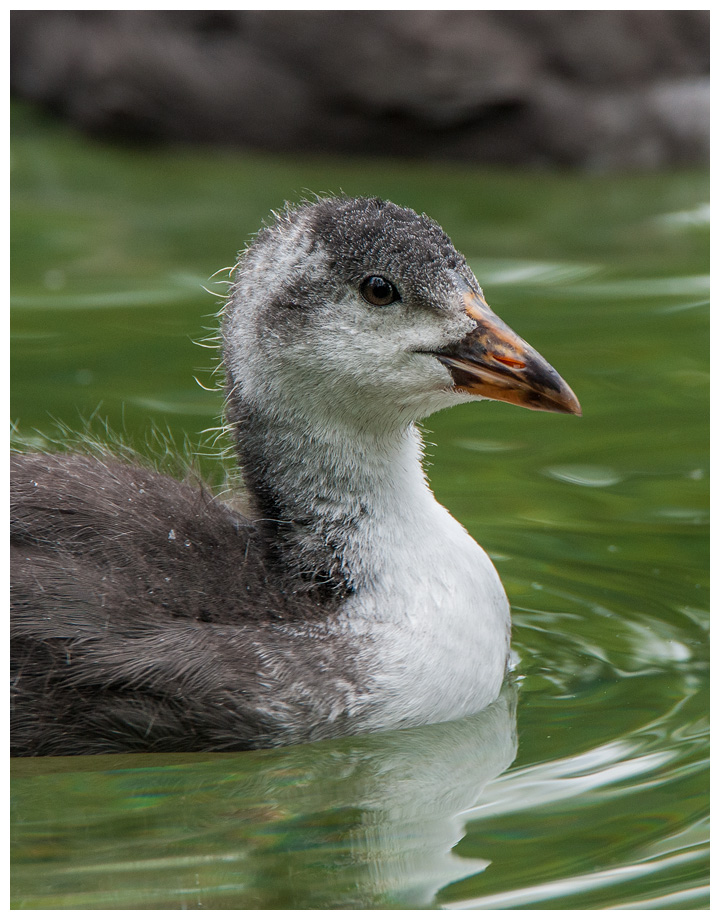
{"left": 11, "top": 197, "right": 580, "bottom": 756}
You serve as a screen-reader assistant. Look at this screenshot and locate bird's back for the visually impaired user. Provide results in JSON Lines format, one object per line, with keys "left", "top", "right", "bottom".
{"left": 10, "top": 453, "right": 354, "bottom": 755}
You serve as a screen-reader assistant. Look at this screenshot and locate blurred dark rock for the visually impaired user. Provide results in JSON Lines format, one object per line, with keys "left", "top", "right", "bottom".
{"left": 10, "top": 10, "right": 709, "bottom": 169}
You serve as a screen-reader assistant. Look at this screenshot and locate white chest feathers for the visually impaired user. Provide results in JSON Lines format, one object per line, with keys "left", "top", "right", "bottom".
{"left": 337, "top": 482, "right": 511, "bottom": 733}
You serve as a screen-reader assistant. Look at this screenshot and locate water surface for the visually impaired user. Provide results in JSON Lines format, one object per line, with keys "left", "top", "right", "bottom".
{"left": 11, "top": 105, "right": 709, "bottom": 909}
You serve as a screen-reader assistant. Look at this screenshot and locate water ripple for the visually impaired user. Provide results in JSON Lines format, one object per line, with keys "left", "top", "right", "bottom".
{"left": 469, "top": 259, "right": 597, "bottom": 287}
{"left": 544, "top": 465, "right": 623, "bottom": 488}
{"left": 11, "top": 285, "right": 200, "bottom": 311}
{"left": 556, "top": 275, "right": 709, "bottom": 300}
{"left": 444, "top": 848, "right": 706, "bottom": 910}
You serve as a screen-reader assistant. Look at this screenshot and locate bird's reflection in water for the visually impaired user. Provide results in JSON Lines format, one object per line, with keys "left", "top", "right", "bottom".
{"left": 11, "top": 684, "right": 517, "bottom": 909}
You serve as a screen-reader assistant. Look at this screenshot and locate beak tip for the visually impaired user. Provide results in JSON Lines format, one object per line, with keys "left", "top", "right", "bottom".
{"left": 555, "top": 386, "right": 582, "bottom": 417}
{"left": 566, "top": 391, "right": 583, "bottom": 418}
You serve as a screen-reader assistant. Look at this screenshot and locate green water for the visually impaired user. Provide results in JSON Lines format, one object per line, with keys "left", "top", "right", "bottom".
{"left": 10, "top": 105, "right": 709, "bottom": 910}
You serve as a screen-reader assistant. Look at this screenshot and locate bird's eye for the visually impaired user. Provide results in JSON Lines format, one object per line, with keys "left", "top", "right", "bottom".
{"left": 359, "top": 275, "right": 399, "bottom": 307}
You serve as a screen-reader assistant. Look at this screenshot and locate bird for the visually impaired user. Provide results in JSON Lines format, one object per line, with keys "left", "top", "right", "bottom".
{"left": 10, "top": 196, "right": 581, "bottom": 756}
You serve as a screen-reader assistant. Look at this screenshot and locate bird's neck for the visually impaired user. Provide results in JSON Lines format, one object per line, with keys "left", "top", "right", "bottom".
{"left": 227, "top": 394, "right": 512, "bottom": 727}
{"left": 228, "top": 395, "right": 436, "bottom": 599}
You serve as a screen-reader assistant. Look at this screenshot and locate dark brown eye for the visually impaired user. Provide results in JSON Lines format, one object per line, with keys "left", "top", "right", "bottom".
{"left": 360, "top": 275, "right": 399, "bottom": 307}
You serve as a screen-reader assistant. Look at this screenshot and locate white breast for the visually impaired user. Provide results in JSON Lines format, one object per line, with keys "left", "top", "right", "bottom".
{"left": 334, "top": 457, "right": 511, "bottom": 733}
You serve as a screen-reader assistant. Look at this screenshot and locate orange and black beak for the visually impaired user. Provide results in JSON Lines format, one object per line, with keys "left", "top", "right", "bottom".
{"left": 435, "top": 290, "right": 582, "bottom": 416}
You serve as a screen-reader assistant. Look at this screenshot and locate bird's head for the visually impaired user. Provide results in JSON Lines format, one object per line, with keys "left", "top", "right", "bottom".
{"left": 223, "top": 197, "right": 580, "bottom": 433}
